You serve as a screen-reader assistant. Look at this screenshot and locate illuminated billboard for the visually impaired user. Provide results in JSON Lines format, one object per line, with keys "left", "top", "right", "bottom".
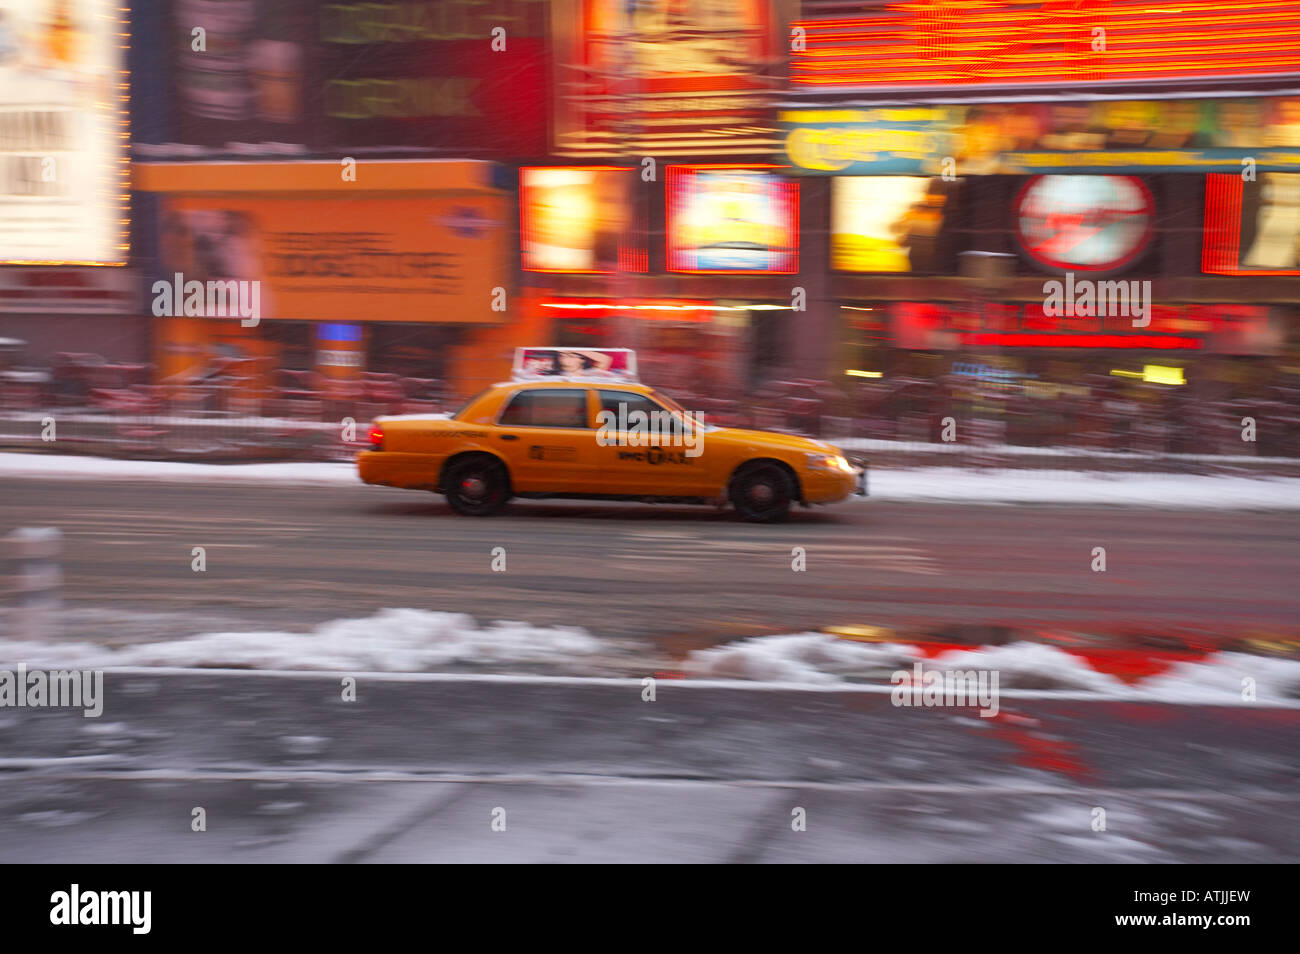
{"left": 519, "top": 167, "right": 642, "bottom": 273}
{"left": 1203, "top": 173, "right": 1300, "bottom": 275}
{"left": 783, "top": 98, "right": 1300, "bottom": 176}
{"left": 832, "top": 177, "right": 953, "bottom": 273}
{"left": 163, "top": 0, "right": 548, "bottom": 156}
{"left": 1015, "top": 176, "right": 1154, "bottom": 273}
{"left": 666, "top": 166, "right": 798, "bottom": 274}
{"left": 0, "top": 0, "right": 129, "bottom": 264}
{"left": 790, "top": 0, "right": 1300, "bottom": 92}
{"left": 554, "top": 0, "right": 775, "bottom": 158}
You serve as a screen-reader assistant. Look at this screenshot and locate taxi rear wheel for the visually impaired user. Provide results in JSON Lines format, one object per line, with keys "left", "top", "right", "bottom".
{"left": 729, "top": 462, "right": 794, "bottom": 523}
{"left": 443, "top": 454, "right": 510, "bottom": 516}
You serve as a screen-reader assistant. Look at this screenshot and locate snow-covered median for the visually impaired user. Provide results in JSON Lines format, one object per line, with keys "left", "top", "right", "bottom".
{"left": 6, "top": 451, "right": 1300, "bottom": 508}
{"left": 0, "top": 608, "right": 601, "bottom": 672}
{"left": 684, "top": 633, "right": 1300, "bottom": 706}
{"left": 2, "top": 606, "right": 1295, "bottom": 706}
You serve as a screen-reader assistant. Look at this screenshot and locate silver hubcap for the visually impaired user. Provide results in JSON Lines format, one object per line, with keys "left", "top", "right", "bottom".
{"left": 749, "top": 482, "right": 775, "bottom": 505}
{"left": 461, "top": 476, "right": 487, "bottom": 498}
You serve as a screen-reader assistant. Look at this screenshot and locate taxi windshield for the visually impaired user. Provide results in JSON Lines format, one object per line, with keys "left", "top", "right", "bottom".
{"left": 650, "top": 389, "right": 716, "bottom": 431}
{"left": 650, "top": 390, "right": 687, "bottom": 414}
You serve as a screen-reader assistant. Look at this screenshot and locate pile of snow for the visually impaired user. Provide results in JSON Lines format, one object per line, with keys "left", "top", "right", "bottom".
{"left": 6, "top": 452, "right": 1300, "bottom": 508}
{"left": 1140, "top": 652, "right": 1300, "bottom": 704}
{"left": 0, "top": 608, "right": 602, "bottom": 672}
{"left": 0, "top": 452, "right": 357, "bottom": 485}
{"left": 684, "top": 634, "right": 1300, "bottom": 705}
{"left": 683, "top": 633, "right": 921, "bottom": 685}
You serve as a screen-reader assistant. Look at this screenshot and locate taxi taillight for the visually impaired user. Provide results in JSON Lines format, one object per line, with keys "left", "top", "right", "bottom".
{"left": 368, "top": 425, "right": 384, "bottom": 449}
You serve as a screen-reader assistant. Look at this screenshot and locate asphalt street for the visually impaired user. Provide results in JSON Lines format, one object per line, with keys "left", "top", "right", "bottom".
{"left": 3, "top": 477, "right": 1298, "bottom": 654}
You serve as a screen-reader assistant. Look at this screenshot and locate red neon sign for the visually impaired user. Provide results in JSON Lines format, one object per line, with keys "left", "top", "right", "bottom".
{"left": 891, "top": 301, "right": 1261, "bottom": 349}
{"left": 960, "top": 333, "right": 1202, "bottom": 350}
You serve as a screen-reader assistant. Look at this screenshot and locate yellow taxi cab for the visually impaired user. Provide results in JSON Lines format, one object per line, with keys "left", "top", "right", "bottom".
{"left": 358, "top": 348, "right": 865, "bottom": 522}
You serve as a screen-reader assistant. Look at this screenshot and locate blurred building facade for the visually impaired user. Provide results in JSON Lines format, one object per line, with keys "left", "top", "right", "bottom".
{"left": 778, "top": 0, "right": 1300, "bottom": 447}
{"left": 3, "top": 0, "right": 1299, "bottom": 451}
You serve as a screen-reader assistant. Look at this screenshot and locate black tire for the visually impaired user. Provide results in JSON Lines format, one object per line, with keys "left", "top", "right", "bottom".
{"left": 729, "top": 462, "right": 794, "bottom": 523}
{"left": 443, "top": 455, "right": 510, "bottom": 516}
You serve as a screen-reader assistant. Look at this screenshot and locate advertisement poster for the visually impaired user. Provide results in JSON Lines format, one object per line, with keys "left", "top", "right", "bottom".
{"left": 513, "top": 346, "right": 637, "bottom": 380}
{"left": 317, "top": 0, "right": 548, "bottom": 157}
{"left": 167, "top": 0, "right": 546, "bottom": 156}
{"left": 171, "top": 0, "right": 313, "bottom": 148}
{"left": 831, "top": 176, "right": 955, "bottom": 272}
{"left": 666, "top": 167, "right": 798, "bottom": 273}
{"left": 783, "top": 98, "right": 1300, "bottom": 175}
{"left": 0, "top": 0, "right": 127, "bottom": 263}
{"left": 519, "top": 167, "right": 636, "bottom": 273}
{"left": 159, "top": 194, "right": 508, "bottom": 322}
{"left": 1203, "top": 172, "right": 1300, "bottom": 275}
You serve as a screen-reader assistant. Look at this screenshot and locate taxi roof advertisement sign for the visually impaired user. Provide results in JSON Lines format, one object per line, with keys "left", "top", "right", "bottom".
{"left": 513, "top": 348, "right": 638, "bottom": 382}
{"left": 782, "top": 99, "right": 1300, "bottom": 175}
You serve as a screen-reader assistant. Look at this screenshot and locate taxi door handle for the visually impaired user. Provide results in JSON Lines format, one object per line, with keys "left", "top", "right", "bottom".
{"left": 500, "top": 434, "right": 519, "bottom": 441}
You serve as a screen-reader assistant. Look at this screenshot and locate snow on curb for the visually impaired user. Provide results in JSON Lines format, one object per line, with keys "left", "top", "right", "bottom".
{"left": 0, "top": 452, "right": 357, "bottom": 485}
{"left": 684, "top": 634, "right": 1300, "bottom": 705}
{"left": 6, "top": 452, "right": 1300, "bottom": 507}
{"left": 865, "top": 467, "right": 1300, "bottom": 508}
{"left": 0, "top": 608, "right": 602, "bottom": 672}
{"left": 3, "top": 612, "right": 1297, "bottom": 706}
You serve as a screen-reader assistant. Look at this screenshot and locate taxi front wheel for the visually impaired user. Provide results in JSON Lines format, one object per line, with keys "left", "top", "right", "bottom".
{"left": 443, "top": 454, "right": 510, "bottom": 516}
{"left": 729, "top": 463, "right": 794, "bottom": 523}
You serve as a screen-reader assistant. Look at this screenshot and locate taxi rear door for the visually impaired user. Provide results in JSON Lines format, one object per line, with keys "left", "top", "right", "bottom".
{"left": 493, "top": 386, "right": 599, "bottom": 493}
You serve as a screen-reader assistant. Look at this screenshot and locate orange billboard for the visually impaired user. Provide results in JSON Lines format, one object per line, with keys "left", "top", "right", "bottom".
{"left": 158, "top": 194, "right": 509, "bottom": 323}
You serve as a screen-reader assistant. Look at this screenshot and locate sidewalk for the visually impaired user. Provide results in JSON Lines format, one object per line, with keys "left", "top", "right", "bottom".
{"left": 5, "top": 451, "right": 1300, "bottom": 508}
{"left": 4, "top": 411, "right": 1299, "bottom": 474}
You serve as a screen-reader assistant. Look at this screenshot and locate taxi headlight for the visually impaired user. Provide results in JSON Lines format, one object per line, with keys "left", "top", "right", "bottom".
{"left": 806, "top": 453, "right": 853, "bottom": 473}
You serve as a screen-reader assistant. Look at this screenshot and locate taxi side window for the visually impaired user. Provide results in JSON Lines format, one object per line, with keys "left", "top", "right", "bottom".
{"left": 598, "top": 390, "right": 682, "bottom": 436}
{"left": 499, "top": 388, "right": 591, "bottom": 428}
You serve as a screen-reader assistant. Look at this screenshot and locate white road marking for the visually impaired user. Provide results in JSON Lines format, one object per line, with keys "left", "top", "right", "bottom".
{"left": 606, "top": 536, "right": 943, "bottom": 575}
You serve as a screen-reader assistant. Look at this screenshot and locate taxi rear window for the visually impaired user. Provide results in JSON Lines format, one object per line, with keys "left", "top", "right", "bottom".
{"left": 451, "top": 389, "right": 490, "bottom": 419}
{"left": 499, "top": 389, "right": 590, "bottom": 428}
